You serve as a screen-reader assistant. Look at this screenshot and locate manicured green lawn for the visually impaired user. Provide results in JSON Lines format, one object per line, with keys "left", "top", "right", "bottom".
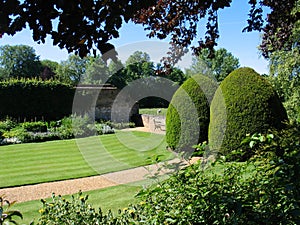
{"left": 139, "top": 108, "right": 168, "bottom": 116}
{"left": 11, "top": 183, "right": 142, "bottom": 225}
{"left": 0, "top": 131, "right": 172, "bottom": 188}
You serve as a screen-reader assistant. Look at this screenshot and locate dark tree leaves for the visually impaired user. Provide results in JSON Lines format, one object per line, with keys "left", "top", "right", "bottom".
{"left": 0, "top": 0, "right": 298, "bottom": 62}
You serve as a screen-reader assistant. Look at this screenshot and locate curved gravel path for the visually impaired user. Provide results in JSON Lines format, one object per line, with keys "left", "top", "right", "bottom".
{"left": 0, "top": 159, "right": 182, "bottom": 203}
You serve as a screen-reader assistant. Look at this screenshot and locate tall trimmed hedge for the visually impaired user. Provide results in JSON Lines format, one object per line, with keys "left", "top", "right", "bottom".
{"left": 166, "top": 74, "right": 218, "bottom": 154}
{"left": 209, "top": 67, "right": 288, "bottom": 157}
{"left": 0, "top": 79, "right": 75, "bottom": 121}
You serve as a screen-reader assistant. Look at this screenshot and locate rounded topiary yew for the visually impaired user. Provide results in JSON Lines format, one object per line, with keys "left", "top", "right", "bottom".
{"left": 209, "top": 67, "right": 288, "bottom": 159}
{"left": 166, "top": 74, "right": 218, "bottom": 155}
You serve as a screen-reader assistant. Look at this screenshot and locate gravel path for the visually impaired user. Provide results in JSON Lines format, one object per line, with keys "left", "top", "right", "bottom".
{"left": 0, "top": 158, "right": 184, "bottom": 203}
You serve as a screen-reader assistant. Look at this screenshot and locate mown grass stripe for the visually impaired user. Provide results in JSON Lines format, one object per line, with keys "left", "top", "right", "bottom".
{"left": 0, "top": 131, "right": 172, "bottom": 188}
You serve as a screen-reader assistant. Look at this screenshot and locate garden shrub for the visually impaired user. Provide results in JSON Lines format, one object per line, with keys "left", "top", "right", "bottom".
{"left": 22, "top": 121, "right": 48, "bottom": 132}
{"left": 2, "top": 127, "right": 30, "bottom": 144}
{"left": 55, "top": 114, "right": 94, "bottom": 139}
{"left": 36, "top": 192, "right": 120, "bottom": 225}
{"left": 0, "top": 117, "right": 17, "bottom": 131}
{"left": 94, "top": 123, "right": 115, "bottom": 135}
{"left": 166, "top": 74, "right": 218, "bottom": 155}
{"left": 209, "top": 67, "right": 288, "bottom": 159}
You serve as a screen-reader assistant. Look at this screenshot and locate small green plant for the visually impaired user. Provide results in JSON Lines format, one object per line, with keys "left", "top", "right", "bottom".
{"left": 0, "top": 117, "right": 17, "bottom": 132}
{"left": 36, "top": 192, "right": 128, "bottom": 225}
{"left": 0, "top": 196, "right": 23, "bottom": 225}
{"left": 94, "top": 123, "right": 115, "bottom": 135}
{"left": 22, "top": 122, "right": 48, "bottom": 133}
{"left": 192, "top": 141, "right": 208, "bottom": 157}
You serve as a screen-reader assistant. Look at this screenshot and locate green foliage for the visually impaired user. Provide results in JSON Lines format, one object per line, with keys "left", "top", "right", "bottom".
{"left": 125, "top": 51, "right": 155, "bottom": 82}
{"left": 93, "top": 123, "right": 115, "bottom": 135}
{"left": 0, "top": 196, "right": 24, "bottom": 225}
{"left": 267, "top": 15, "right": 300, "bottom": 124}
{"left": 36, "top": 192, "right": 114, "bottom": 225}
{"left": 2, "top": 126, "right": 30, "bottom": 143}
{"left": 0, "top": 45, "right": 42, "bottom": 79}
{"left": 22, "top": 121, "right": 48, "bottom": 133}
{"left": 209, "top": 67, "right": 288, "bottom": 158}
{"left": 187, "top": 48, "right": 240, "bottom": 82}
{"left": 166, "top": 74, "right": 218, "bottom": 155}
{"left": 107, "top": 59, "right": 127, "bottom": 89}
{"left": 34, "top": 125, "right": 300, "bottom": 224}
{"left": 55, "top": 54, "right": 90, "bottom": 84}
{"left": 0, "top": 115, "right": 118, "bottom": 145}
{"left": 83, "top": 56, "right": 109, "bottom": 84}
{"left": 55, "top": 114, "right": 94, "bottom": 139}
{"left": 0, "top": 117, "right": 17, "bottom": 131}
{"left": 0, "top": 79, "right": 75, "bottom": 121}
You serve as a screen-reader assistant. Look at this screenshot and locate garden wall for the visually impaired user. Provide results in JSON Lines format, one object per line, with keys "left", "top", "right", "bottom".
{"left": 140, "top": 114, "right": 166, "bottom": 134}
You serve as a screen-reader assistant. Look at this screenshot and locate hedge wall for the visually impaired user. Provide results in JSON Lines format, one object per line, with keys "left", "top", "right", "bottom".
{"left": 0, "top": 79, "right": 75, "bottom": 121}
{"left": 209, "top": 67, "right": 288, "bottom": 158}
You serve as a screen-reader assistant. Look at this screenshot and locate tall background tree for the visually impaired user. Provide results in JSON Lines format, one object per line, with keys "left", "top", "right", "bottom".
{"left": 55, "top": 54, "right": 89, "bottom": 84}
{"left": 0, "top": 44, "right": 42, "bottom": 79}
{"left": 186, "top": 48, "right": 240, "bottom": 82}
{"left": 125, "top": 51, "right": 155, "bottom": 82}
{"left": 266, "top": 1, "right": 300, "bottom": 123}
{"left": 83, "top": 56, "right": 109, "bottom": 84}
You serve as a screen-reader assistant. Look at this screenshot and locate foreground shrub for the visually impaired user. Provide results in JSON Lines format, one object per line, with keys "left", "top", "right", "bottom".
{"left": 125, "top": 126, "right": 300, "bottom": 224}
{"left": 166, "top": 74, "right": 217, "bottom": 155}
{"left": 0, "top": 196, "right": 23, "bottom": 225}
{"left": 209, "top": 67, "right": 288, "bottom": 159}
{"left": 36, "top": 126, "right": 300, "bottom": 224}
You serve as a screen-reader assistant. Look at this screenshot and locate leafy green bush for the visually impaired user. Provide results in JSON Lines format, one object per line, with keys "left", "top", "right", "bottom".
{"left": 166, "top": 74, "right": 218, "bottom": 155}
{"left": 22, "top": 121, "right": 48, "bottom": 132}
{"left": 0, "top": 117, "right": 17, "bottom": 131}
{"left": 209, "top": 67, "right": 288, "bottom": 159}
{"left": 36, "top": 192, "right": 131, "bottom": 225}
{"left": 94, "top": 123, "right": 115, "bottom": 135}
{"left": 55, "top": 114, "right": 92, "bottom": 139}
{"left": 2, "top": 127, "right": 30, "bottom": 144}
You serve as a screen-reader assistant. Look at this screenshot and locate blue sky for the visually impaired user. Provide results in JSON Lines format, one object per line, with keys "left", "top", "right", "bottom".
{"left": 0, "top": 1, "right": 269, "bottom": 74}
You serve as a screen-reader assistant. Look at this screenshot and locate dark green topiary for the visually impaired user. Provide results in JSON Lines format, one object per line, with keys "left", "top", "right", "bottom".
{"left": 166, "top": 74, "right": 218, "bottom": 155}
{"left": 209, "top": 67, "right": 288, "bottom": 158}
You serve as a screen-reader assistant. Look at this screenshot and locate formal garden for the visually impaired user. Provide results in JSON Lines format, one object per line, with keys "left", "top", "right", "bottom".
{"left": 0, "top": 1, "right": 299, "bottom": 224}
{"left": 0, "top": 66, "right": 298, "bottom": 224}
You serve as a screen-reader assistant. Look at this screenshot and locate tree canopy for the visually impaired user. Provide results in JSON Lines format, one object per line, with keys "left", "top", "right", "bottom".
{"left": 1, "top": 0, "right": 298, "bottom": 62}
{"left": 0, "top": 44, "right": 42, "bottom": 79}
{"left": 186, "top": 48, "right": 240, "bottom": 82}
